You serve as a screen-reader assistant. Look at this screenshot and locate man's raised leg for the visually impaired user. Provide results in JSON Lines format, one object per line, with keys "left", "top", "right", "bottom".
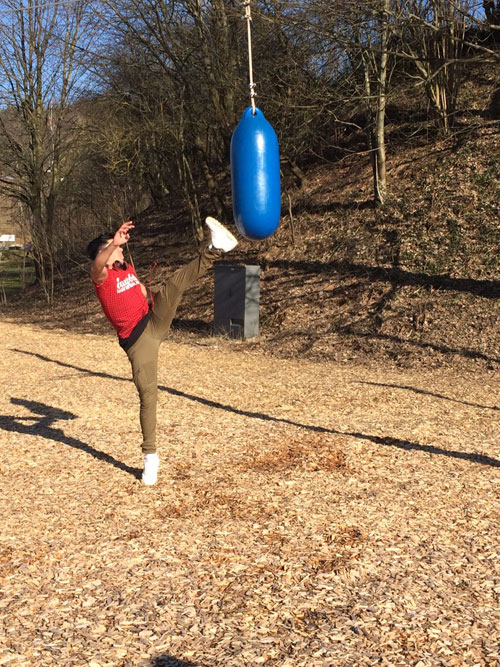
{"left": 149, "top": 218, "right": 238, "bottom": 340}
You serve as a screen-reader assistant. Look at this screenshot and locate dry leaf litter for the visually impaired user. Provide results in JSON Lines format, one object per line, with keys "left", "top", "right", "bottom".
{"left": 0, "top": 320, "right": 499, "bottom": 666}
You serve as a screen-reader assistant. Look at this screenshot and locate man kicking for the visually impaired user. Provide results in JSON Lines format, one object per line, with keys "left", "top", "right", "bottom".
{"left": 87, "top": 217, "right": 238, "bottom": 485}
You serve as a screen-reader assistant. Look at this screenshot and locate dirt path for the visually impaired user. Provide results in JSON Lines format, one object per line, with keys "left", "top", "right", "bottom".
{"left": 1, "top": 319, "right": 499, "bottom": 666}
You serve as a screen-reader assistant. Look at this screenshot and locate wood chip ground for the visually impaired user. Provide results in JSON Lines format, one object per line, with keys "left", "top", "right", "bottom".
{"left": 0, "top": 320, "right": 499, "bottom": 666}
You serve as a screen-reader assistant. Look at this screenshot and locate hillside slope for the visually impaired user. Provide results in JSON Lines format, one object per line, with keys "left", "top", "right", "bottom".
{"left": 3, "top": 119, "right": 500, "bottom": 373}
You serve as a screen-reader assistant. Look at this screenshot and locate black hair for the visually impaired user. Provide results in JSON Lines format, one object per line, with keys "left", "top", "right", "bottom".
{"left": 87, "top": 233, "right": 113, "bottom": 260}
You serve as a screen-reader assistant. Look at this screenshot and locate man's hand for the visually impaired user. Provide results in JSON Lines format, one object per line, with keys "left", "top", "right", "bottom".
{"left": 113, "top": 221, "right": 134, "bottom": 247}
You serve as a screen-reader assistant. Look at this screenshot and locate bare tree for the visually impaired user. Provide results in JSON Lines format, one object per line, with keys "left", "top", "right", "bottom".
{"left": 96, "top": 0, "right": 242, "bottom": 239}
{"left": 483, "top": 0, "right": 500, "bottom": 25}
{"left": 353, "top": 0, "right": 393, "bottom": 203}
{"left": 298, "top": 0, "right": 397, "bottom": 203}
{"left": 0, "top": 0, "right": 96, "bottom": 302}
{"left": 397, "top": 0, "right": 475, "bottom": 135}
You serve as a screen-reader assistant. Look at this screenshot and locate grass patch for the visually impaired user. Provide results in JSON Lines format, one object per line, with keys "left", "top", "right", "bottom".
{"left": 0, "top": 250, "right": 35, "bottom": 298}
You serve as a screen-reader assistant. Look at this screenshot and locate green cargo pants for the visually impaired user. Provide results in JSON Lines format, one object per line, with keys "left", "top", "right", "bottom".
{"left": 126, "top": 247, "right": 219, "bottom": 454}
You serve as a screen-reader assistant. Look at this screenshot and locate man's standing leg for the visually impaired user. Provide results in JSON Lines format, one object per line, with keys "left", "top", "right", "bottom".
{"left": 126, "top": 332, "right": 161, "bottom": 484}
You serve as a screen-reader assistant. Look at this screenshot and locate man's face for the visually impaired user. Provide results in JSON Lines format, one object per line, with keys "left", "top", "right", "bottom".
{"left": 99, "top": 240, "right": 124, "bottom": 266}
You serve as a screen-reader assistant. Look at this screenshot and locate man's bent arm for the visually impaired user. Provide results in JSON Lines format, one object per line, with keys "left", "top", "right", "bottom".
{"left": 90, "top": 242, "right": 120, "bottom": 283}
{"left": 90, "top": 221, "right": 134, "bottom": 284}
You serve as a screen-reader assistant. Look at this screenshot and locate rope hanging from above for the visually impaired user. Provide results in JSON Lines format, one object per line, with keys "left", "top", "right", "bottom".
{"left": 242, "top": 0, "right": 256, "bottom": 115}
{"left": 230, "top": 0, "right": 281, "bottom": 241}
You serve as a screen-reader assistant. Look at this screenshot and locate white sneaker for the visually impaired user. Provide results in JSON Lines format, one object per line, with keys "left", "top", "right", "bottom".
{"left": 205, "top": 217, "right": 238, "bottom": 252}
{"left": 142, "top": 452, "right": 159, "bottom": 485}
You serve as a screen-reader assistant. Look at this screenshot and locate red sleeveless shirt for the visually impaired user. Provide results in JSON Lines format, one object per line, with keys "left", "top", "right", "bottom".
{"left": 94, "top": 263, "right": 149, "bottom": 339}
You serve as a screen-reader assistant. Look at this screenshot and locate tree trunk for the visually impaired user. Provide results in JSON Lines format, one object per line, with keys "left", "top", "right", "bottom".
{"left": 362, "top": 50, "right": 381, "bottom": 204}
{"left": 375, "top": 0, "right": 390, "bottom": 204}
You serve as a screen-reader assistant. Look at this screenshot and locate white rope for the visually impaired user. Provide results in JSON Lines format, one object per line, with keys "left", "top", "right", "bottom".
{"left": 242, "top": 0, "right": 256, "bottom": 115}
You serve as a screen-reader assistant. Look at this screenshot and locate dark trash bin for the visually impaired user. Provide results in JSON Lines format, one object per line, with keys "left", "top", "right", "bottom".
{"left": 214, "top": 264, "right": 260, "bottom": 339}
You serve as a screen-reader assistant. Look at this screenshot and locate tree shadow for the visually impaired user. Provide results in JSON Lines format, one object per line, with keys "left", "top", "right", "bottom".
{"left": 265, "top": 258, "right": 500, "bottom": 300}
{"left": 150, "top": 657, "right": 197, "bottom": 667}
{"left": 292, "top": 199, "right": 375, "bottom": 215}
{"left": 0, "top": 397, "right": 141, "bottom": 479}
{"left": 11, "top": 349, "right": 500, "bottom": 469}
{"left": 349, "top": 330, "right": 500, "bottom": 365}
{"left": 356, "top": 381, "right": 500, "bottom": 412}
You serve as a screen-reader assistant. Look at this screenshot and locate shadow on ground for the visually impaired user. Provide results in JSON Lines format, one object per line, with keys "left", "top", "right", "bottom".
{"left": 356, "top": 380, "right": 500, "bottom": 412}
{"left": 0, "top": 396, "right": 142, "bottom": 479}
{"left": 151, "top": 657, "right": 197, "bottom": 667}
{"left": 11, "top": 349, "right": 500, "bottom": 470}
{"left": 265, "top": 258, "right": 500, "bottom": 299}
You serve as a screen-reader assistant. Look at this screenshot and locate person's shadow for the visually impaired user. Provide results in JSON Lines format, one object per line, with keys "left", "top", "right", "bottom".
{"left": 9, "top": 349, "right": 500, "bottom": 470}
{"left": 151, "top": 658, "right": 197, "bottom": 667}
{"left": 0, "top": 397, "right": 142, "bottom": 479}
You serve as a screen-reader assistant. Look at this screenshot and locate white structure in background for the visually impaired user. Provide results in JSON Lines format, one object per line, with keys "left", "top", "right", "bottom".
{"left": 0, "top": 234, "right": 21, "bottom": 249}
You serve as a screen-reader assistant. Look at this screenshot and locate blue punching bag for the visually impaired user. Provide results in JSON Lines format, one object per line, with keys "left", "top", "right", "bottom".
{"left": 231, "top": 106, "right": 281, "bottom": 241}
